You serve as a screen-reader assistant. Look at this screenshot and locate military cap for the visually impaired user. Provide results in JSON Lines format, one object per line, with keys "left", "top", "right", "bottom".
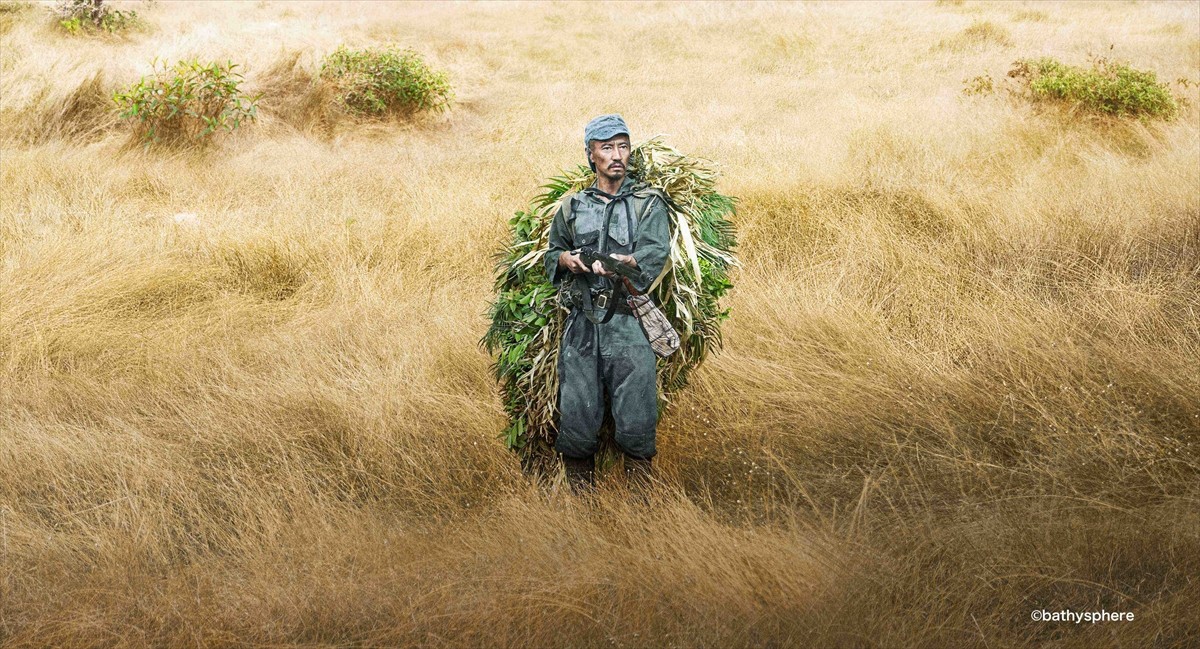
{"left": 584, "top": 113, "right": 630, "bottom": 149}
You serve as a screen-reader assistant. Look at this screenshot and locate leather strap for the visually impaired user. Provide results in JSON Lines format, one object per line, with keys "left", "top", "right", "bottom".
{"left": 579, "top": 282, "right": 618, "bottom": 324}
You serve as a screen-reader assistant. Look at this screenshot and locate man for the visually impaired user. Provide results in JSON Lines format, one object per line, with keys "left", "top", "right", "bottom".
{"left": 543, "top": 114, "right": 671, "bottom": 494}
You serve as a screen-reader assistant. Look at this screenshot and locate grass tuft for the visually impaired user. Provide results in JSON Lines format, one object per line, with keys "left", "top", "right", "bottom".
{"left": 938, "top": 20, "right": 1013, "bottom": 51}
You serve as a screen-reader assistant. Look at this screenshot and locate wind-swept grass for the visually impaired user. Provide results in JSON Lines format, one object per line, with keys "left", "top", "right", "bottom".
{"left": 1, "top": 1, "right": 1198, "bottom": 647}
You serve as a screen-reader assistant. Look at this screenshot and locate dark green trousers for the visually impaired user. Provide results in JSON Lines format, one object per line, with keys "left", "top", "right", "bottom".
{"left": 555, "top": 309, "right": 658, "bottom": 460}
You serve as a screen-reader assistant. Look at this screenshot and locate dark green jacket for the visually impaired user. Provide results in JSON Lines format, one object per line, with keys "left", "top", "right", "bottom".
{"left": 543, "top": 175, "right": 671, "bottom": 296}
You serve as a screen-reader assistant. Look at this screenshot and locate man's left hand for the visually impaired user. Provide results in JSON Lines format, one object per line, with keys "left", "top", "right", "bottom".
{"left": 609, "top": 253, "right": 637, "bottom": 268}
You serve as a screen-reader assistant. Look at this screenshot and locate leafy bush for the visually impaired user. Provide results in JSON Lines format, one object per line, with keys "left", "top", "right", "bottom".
{"left": 112, "top": 59, "right": 260, "bottom": 147}
{"left": 319, "top": 45, "right": 452, "bottom": 117}
{"left": 1008, "top": 56, "right": 1179, "bottom": 119}
{"left": 54, "top": 0, "right": 139, "bottom": 34}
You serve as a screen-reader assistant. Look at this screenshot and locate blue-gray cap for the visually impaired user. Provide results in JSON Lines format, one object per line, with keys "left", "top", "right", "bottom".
{"left": 583, "top": 113, "right": 630, "bottom": 149}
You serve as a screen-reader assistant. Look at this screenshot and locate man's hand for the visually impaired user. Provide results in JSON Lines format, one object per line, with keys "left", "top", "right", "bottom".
{"left": 559, "top": 251, "right": 591, "bottom": 274}
{"left": 587, "top": 252, "right": 639, "bottom": 277}
{"left": 608, "top": 253, "right": 637, "bottom": 268}
{"left": 594, "top": 253, "right": 636, "bottom": 277}
{"left": 563, "top": 250, "right": 638, "bottom": 277}
{"left": 593, "top": 253, "right": 636, "bottom": 277}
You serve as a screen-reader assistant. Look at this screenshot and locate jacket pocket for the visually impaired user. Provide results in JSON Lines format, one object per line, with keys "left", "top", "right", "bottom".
{"left": 573, "top": 229, "right": 600, "bottom": 251}
{"left": 573, "top": 202, "right": 605, "bottom": 237}
{"left": 607, "top": 200, "right": 632, "bottom": 247}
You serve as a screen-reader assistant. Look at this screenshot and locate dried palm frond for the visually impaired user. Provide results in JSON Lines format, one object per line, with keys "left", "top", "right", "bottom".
{"left": 482, "top": 137, "right": 739, "bottom": 475}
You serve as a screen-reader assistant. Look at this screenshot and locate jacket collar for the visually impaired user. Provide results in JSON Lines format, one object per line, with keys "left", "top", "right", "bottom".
{"left": 583, "top": 174, "right": 641, "bottom": 201}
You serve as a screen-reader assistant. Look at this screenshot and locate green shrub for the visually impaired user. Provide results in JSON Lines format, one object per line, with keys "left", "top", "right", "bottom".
{"left": 319, "top": 45, "right": 452, "bottom": 117}
{"left": 54, "top": 0, "right": 139, "bottom": 34}
{"left": 112, "top": 59, "right": 260, "bottom": 147}
{"left": 1008, "top": 56, "right": 1179, "bottom": 119}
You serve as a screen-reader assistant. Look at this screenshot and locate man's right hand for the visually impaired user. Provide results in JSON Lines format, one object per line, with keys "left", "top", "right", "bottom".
{"left": 559, "top": 251, "right": 591, "bottom": 274}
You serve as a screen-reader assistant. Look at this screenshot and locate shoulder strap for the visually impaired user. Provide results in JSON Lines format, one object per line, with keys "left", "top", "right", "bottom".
{"left": 559, "top": 191, "right": 578, "bottom": 219}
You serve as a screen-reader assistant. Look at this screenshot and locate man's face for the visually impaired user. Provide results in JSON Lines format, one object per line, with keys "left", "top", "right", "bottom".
{"left": 588, "top": 134, "right": 631, "bottom": 182}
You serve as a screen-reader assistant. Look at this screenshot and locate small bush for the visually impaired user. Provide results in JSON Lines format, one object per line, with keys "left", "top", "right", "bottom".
{"left": 54, "top": 0, "right": 139, "bottom": 34}
{"left": 112, "top": 59, "right": 260, "bottom": 147}
{"left": 1008, "top": 56, "right": 1179, "bottom": 119}
{"left": 319, "top": 45, "right": 452, "bottom": 117}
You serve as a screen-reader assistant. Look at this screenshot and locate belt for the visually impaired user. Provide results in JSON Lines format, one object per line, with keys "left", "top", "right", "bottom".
{"left": 596, "top": 286, "right": 634, "bottom": 316}
{"left": 564, "top": 277, "right": 633, "bottom": 322}
{"left": 573, "top": 293, "right": 638, "bottom": 316}
{"left": 572, "top": 301, "right": 633, "bottom": 316}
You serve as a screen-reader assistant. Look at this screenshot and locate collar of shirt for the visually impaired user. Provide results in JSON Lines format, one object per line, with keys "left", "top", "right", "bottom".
{"left": 582, "top": 175, "right": 639, "bottom": 203}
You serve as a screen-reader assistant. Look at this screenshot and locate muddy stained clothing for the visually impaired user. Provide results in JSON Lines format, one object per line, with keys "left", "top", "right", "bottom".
{"left": 555, "top": 316, "right": 660, "bottom": 459}
{"left": 543, "top": 175, "right": 671, "bottom": 460}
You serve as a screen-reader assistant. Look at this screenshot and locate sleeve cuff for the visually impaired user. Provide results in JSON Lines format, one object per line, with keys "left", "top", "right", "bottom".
{"left": 546, "top": 250, "right": 566, "bottom": 286}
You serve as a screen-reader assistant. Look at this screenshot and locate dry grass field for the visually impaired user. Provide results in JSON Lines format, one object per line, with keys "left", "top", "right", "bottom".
{"left": 2, "top": 0, "right": 1199, "bottom": 647}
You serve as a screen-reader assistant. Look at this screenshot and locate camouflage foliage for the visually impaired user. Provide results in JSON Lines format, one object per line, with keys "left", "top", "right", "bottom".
{"left": 482, "top": 138, "right": 739, "bottom": 474}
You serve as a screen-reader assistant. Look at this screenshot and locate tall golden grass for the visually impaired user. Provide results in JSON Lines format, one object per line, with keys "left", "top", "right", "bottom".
{"left": 2, "top": 1, "right": 1198, "bottom": 646}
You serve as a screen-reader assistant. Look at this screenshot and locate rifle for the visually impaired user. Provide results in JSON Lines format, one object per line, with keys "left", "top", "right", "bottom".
{"left": 573, "top": 246, "right": 643, "bottom": 287}
{"left": 568, "top": 247, "right": 679, "bottom": 357}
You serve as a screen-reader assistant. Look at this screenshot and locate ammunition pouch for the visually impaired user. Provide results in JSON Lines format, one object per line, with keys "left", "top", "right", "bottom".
{"left": 560, "top": 276, "right": 631, "bottom": 321}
